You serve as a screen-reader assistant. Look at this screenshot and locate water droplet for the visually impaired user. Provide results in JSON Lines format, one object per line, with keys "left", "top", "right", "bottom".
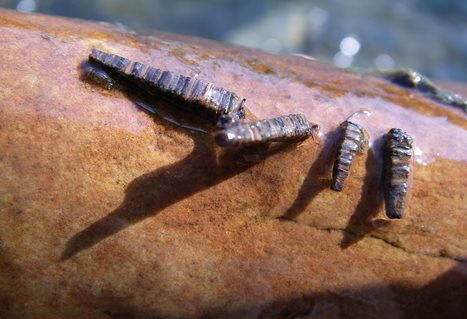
{"left": 16, "top": 0, "right": 36, "bottom": 13}
{"left": 333, "top": 52, "right": 354, "bottom": 68}
{"left": 375, "top": 54, "right": 395, "bottom": 69}
{"left": 339, "top": 35, "right": 361, "bottom": 56}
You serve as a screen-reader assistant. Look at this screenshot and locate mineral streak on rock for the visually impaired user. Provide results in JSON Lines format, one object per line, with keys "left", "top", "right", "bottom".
{"left": 89, "top": 48, "right": 246, "bottom": 127}
{"left": 331, "top": 120, "right": 368, "bottom": 191}
{"left": 215, "top": 113, "right": 318, "bottom": 147}
{"left": 0, "top": 9, "right": 466, "bottom": 319}
{"left": 383, "top": 128, "right": 414, "bottom": 219}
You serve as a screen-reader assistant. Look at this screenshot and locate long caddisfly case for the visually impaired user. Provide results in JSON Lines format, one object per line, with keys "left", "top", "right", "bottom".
{"left": 87, "top": 49, "right": 246, "bottom": 128}
{"left": 214, "top": 114, "right": 318, "bottom": 147}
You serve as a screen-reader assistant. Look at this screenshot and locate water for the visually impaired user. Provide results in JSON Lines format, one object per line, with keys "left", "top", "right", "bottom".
{"left": 1, "top": 0, "right": 466, "bottom": 81}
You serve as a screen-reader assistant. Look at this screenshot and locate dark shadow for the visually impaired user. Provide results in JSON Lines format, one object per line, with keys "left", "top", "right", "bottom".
{"left": 389, "top": 262, "right": 467, "bottom": 319}
{"left": 61, "top": 139, "right": 293, "bottom": 260}
{"left": 206, "top": 262, "right": 467, "bottom": 319}
{"left": 62, "top": 138, "right": 212, "bottom": 260}
{"left": 280, "top": 128, "right": 339, "bottom": 220}
{"left": 62, "top": 69, "right": 296, "bottom": 259}
{"left": 340, "top": 135, "right": 385, "bottom": 248}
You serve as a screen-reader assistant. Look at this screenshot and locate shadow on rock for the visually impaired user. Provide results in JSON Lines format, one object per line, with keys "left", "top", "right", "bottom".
{"left": 69, "top": 262, "right": 467, "bottom": 319}
{"left": 280, "top": 128, "right": 339, "bottom": 220}
{"left": 220, "top": 262, "right": 467, "bottom": 319}
{"left": 62, "top": 75, "right": 297, "bottom": 260}
{"left": 340, "top": 135, "right": 385, "bottom": 248}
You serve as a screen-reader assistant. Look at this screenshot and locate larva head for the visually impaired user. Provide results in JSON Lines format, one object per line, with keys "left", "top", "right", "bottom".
{"left": 216, "top": 99, "right": 246, "bottom": 129}
{"left": 216, "top": 114, "right": 236, "bottom": 129}
{"left": 215, "top": 131, "right": 237, "bottom": 147}
{"left": 216, "top": 111, "right": 244, "bottom": 129}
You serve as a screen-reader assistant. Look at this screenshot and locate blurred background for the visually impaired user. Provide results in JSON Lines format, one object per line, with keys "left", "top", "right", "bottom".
{"left": 1, "top": 0, "right": 466, "bottom": 81}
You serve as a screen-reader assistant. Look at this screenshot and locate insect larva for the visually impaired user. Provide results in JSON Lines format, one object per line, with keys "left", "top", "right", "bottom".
{"left": 88, "top": 49, "right": 246, "bottom": 127}
{"left": 214, "top": 114, "right": 318, "bottom": 147}
{"left": 383, "top": 128, "right": 413, "bottom": 219}
{"left": 331, "top": 120, "right": 369, "bottom": 191}
{"left": 83, "top": 63, "right": 116, "bottom": 90}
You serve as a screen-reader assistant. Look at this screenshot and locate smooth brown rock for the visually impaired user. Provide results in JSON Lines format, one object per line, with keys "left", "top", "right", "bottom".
{"left": 0, "top": 9, "right": 466, "bottom": 319}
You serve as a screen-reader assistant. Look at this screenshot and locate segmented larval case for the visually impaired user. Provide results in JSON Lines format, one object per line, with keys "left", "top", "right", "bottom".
{"left": 215, "top": 114, "right": 318, "bottom": 147}
{"left": 331, "top": 120, "right": 369, "bottom": 191}
{"left": 89, "top": 49, "right": 245, "bottom": 127}
{"left": 383, "top": 128, "right": 413, "bottom": 219}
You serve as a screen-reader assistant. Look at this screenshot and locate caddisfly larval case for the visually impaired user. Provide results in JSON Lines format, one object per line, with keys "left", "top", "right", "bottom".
{"left": 87, "top": 49, "right": 246, "bottom": 127}
{"left": 214, "top": 113, "right": 318, "bottom": 147}
{"left": 331, "top": 120, "right": 369, "bottom": 191}
{"left": 382, "top": 128, "right": 414, "bottom": 219}
{"left": 330, "top": 109, "right": 370, "bottom": 192}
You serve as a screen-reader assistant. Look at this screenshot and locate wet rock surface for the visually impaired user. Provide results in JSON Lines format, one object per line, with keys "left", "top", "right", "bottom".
{"left": 0, "top": 9, "right": 466, "bottom": 319}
